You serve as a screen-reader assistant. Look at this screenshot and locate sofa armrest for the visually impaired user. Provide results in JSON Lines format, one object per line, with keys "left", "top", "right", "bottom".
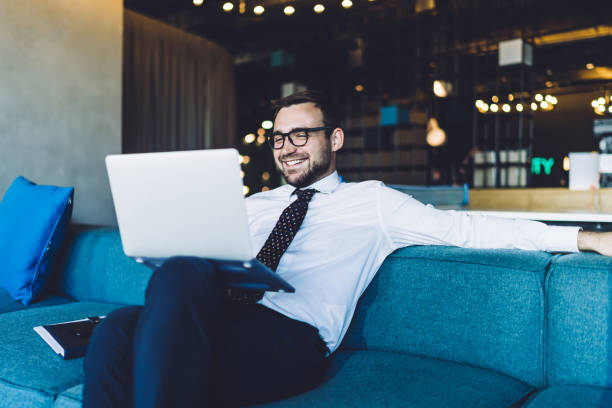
{"left": 546, "top": 252, "right": 612, "bottom": 387}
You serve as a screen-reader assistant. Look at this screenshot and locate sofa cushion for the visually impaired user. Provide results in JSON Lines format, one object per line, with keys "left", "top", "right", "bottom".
{"left": 53, "top": 384, "right": 82, "bottom": 408}
{"left": 342, "top": 245, "right": 552, "bottom": 387}
{"left": 0, "top": 287, "right": 72, "bottom": 314}
{"left": 254, "top": 350, "right": 535, "bottom": 407}
{"left": 524, "top": 385, "right": 612, "bottom": 407}
{"left": 0, "top": 176, "right": 74, "bottom": 305}
{"left": 53, "top": 228, "right": 152, "bottom": 305}
{"left": 56, "top": 351, "right": 536, "bottom": 408}
{"left": 0, "top": 301, "right": 123, "bottom": 408}
{"left": 546, "top": 252, "right": 612, "bottom": 387}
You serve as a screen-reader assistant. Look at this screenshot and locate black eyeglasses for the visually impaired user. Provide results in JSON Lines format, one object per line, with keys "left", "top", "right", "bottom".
{"left": 267, "top": 127, "right": 333, "bottom": 149}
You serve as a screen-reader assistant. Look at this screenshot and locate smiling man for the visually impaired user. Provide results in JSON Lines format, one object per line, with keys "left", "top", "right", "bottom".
{"left": 83, "top": 90, "right": 612, "bottom": 408}
{"left": 270, "top": 97, "right": 343, "bottom": 188}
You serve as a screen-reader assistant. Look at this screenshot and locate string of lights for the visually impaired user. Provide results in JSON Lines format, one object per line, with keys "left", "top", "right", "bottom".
{"left": 591, "top": 93, "right": 612, "bottom": 116}
{"left": 475, "top": 93, "right": 558, "bottom": 114}
{"left": 192, "top": 0, "right": 378, "bottom": 15}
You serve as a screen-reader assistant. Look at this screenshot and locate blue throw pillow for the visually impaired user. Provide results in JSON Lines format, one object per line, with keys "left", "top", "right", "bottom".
{"left": 0, "top": 176, "right": 74, "bottom": 305}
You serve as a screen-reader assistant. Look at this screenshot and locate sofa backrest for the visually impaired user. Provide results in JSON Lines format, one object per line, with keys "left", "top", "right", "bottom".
{"left": 342, "top": 245, "right": 553, "bottom": 388}
{"left": 545, "top": 252, "right": 612, "bottom": 388}
{"left": 51, "top": 227, "right": 152, "bottom": 305}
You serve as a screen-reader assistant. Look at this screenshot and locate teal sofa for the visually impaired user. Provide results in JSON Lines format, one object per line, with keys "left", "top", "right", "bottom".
{"left": 1, "top": 226, "right": 611, "bottom": 407}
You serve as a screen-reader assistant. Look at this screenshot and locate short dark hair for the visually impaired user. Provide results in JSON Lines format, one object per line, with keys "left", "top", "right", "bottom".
{"left": 271, "top": 90, "right": 341, "bottom": 131}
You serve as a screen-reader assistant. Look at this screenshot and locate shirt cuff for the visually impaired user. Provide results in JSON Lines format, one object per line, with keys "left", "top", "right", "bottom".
{"left": 541, "top": 225, "right": 581, "bottom": 253}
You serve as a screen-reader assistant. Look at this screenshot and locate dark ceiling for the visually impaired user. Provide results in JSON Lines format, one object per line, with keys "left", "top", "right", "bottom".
{"left": 124, "top": 0, "right": 612, "bottom": 93}
{"left": 124, "top": 1, "right": 611, "bottom": 48}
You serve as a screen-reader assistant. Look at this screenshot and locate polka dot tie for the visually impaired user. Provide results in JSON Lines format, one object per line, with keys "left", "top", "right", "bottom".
{"left": 229, "top": 188, "right": 317, "bottom": 303}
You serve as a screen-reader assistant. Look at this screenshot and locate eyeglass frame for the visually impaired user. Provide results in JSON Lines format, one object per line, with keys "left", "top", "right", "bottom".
{"left": 267, "top": 126, "right": 334, "bottom": 149}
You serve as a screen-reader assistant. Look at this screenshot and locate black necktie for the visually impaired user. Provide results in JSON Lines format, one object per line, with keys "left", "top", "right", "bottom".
{"left": 229, "top": 188, "right": 317, "bottom": 303}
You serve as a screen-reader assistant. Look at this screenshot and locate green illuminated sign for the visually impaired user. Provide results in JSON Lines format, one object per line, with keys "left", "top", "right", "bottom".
{"left": 531, "top": 157, "right": 554, "bottom": 175}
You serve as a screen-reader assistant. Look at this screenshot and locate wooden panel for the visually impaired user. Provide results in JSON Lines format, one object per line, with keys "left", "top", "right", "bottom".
{"left": 469, "top": 188, "right": 612, "bottom": 212}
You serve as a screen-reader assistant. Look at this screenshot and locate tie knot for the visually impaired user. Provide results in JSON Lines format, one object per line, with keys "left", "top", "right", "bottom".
{"left": 294, "top": 188, "right": 317, "bottom": 202}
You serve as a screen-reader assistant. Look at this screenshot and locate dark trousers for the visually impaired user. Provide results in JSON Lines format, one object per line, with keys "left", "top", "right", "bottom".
{"left": 82, "top": 257, "right": 329, "bottom": 408}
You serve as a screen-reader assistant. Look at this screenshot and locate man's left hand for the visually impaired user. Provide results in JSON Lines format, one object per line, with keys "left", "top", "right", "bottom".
{"left": 578, "top": 231, "right": 612, "bottom": 257}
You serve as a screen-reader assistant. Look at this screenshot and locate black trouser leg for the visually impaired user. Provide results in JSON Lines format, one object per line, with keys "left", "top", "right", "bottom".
{"left": 132, "top": 257, "right": 224, "bottom": 408}
{"left": 83, "top": 256, "right": 328, "bottom": 408}
{"left": 83, "top": 305, "right": 142, "bottom": 408}
{"left": 212, "top": 303, "right": 329, "bottom": 407}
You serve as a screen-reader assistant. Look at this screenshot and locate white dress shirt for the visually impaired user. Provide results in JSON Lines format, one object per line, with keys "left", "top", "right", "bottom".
{"left": 245, "top": 171, "right": 580, "bottom": 353}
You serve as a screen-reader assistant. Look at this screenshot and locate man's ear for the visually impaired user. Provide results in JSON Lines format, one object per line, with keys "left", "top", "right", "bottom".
{"left": 330, "top": 128, "right": 344, "bottom": 152}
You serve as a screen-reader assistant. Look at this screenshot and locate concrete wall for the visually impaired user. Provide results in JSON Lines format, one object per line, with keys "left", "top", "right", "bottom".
{"left": 0, "top": 0, "right": 122, "bottom": 226}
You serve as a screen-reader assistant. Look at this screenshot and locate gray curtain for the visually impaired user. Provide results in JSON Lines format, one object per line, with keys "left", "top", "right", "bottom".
{"left": 123, "top": 10, "right": 236, "bottom": 153}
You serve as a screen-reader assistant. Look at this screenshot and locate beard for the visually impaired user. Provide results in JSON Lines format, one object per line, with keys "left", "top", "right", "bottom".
{"left": 276, "top": 144, "right": 332, "bottom": 188}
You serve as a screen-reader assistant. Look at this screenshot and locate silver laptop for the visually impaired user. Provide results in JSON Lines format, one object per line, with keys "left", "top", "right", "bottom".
{"left": 105, "top": 149, "right": 294, "bottom": 293}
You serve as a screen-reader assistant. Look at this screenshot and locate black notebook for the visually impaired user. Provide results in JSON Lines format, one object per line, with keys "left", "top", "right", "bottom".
{"left": 34, "top": 316, "right": 106, "bottom": 360}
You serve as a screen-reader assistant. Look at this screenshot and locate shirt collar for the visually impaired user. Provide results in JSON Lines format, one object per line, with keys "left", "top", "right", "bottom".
{"left": 280, "top": 171, "right": 341, "bottom": 199}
